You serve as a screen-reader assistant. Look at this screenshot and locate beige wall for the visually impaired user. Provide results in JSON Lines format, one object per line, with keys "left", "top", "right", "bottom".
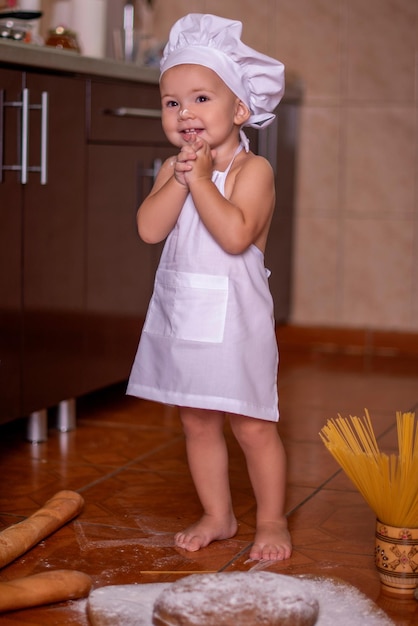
{"left": 41, "top": 0, "right": 418, "bottom": 332}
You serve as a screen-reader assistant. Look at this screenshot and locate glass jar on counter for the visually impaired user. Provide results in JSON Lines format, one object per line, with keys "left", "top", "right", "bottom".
{"left": 45, "top": 26, "right": 80, "bottom": 52}
{"left": 0, "top": 18, "right": 33, "bottom": 42}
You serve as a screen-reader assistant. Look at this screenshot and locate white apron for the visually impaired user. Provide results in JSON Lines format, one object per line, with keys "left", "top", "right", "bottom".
{"left": 127, "top": 147, "right": 279, "bottom": 421}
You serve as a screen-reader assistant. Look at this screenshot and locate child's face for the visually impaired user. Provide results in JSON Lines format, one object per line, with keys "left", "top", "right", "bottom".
{"left": 160, "top": 64, "right": 247, "bottom": 149}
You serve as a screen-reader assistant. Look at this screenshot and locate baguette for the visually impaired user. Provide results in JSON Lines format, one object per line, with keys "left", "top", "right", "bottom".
{"left": 0, "top": 490, "right": 84, "bottom": 569}
{"left": 0, "top": 570, "right": 92, "bottom": 612}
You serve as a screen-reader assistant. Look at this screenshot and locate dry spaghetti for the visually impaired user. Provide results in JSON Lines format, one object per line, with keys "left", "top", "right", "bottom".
{"left": 319, "top": 410, "right": 418, "bottom": 527}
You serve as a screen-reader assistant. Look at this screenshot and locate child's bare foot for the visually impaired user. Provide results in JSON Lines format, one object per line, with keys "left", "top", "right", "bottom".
{"left": 175, "top": 513, "right": 238, "bottom": 552}
{"left": 249, "top": 519, "right": 292, "bottom": 561}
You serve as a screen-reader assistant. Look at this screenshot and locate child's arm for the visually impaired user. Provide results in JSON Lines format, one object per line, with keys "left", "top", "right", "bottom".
{"left": 186, "top": 139, "right": 275, "bottom": 255}
{"left": 136, "top": 156, "right": 189, "bottom": 244}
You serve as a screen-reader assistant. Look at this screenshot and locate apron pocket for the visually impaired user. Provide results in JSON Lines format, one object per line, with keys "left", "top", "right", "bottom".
{"left": 144, "top": 269, "right": 228, "bottom": 343}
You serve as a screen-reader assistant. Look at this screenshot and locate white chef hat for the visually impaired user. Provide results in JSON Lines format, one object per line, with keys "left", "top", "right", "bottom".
{"left": 160, "top": 13, "right": 285, "bottom": 130}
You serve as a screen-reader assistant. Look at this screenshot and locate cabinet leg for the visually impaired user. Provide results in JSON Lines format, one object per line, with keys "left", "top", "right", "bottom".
{"left": 27, "top": 409, "right": 48, "bottom": 443}
{"left": 57, "top": 398, "right": 76, "bottom": 432}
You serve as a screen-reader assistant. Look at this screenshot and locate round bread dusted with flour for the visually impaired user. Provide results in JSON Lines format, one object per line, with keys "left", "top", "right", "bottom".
{"left": 152, "top": 571, "right": 319, "bottom": 626}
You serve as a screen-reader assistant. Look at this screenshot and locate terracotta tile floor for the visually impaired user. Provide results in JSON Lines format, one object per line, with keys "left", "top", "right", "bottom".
{"left": 1, "top": 327, "right": 418, "bottom": 625}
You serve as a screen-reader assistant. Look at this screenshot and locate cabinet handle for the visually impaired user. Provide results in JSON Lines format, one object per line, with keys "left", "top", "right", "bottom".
{"left": 153, "top": 158, "right": 162, "bottom": 180}
{"left": 40, "top": 91, "right": 48, "bottom": 185}
{"left": 21, "top": 87, "right": 29, "bottom": 184}
{"left": 1, "top": 89, "right": 48, "bottom": 185}
{"left": 28, "top": 90, "right": 48, "bottom": 185}
{"left": 138, "top": 158, "right": 162, "bottom": 183}
{"left": 103, "top": 107, "right": 161, "bottom": 119}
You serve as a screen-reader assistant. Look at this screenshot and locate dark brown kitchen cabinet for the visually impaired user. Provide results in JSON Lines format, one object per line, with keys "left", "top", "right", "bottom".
{"left": 0, "top": 68, "right": 171, "bottom": 427}
{"left": 84, "top": 79, "right": 172, "bottom": 391}
{"left": 0, "top": 68, "right": 22, "bottom": 423}
{"left": 0, "top": 67, "right": 86, "bottom": 424}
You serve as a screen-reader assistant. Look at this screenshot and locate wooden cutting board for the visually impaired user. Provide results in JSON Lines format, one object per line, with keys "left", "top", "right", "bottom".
{"left": 87, "top": 575, "right": 393, "bottom": 626}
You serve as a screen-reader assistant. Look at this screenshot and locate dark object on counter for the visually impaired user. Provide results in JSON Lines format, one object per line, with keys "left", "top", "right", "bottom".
{"left": 45, "top": 27, "right": 80, "bottom": 53}
{"left": 0, "top": 10, "right": 42, "bottom": 20}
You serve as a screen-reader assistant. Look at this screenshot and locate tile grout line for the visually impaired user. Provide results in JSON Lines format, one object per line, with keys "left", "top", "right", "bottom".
{"left": 285, "top": 469, "right": 343, "bottom": 518}
{"left": 75, "top": 435, "right": 185, "bottom": 495}
{"left": 219, "top": 543, "right": 252, "bottom": 570}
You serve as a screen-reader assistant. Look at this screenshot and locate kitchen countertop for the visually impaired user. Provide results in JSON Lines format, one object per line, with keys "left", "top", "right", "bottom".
{"left": 0, "top": 38, "right": 302, "bottom": 100}
{"left": 0, "top": 38, "right": 160, "bottom": 84}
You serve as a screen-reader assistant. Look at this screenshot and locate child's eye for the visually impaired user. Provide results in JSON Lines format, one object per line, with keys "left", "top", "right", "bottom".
{"left": 164, "top": 100, "right": 179, "bottom": 108}
{"left": 196, "top": 95, "right": 209, "bottom": 103}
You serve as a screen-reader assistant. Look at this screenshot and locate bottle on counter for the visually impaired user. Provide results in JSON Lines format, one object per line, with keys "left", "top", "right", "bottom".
{"left": 71, "top": 0, "right": 107, "bottom": 58}
{"left": 45, "top": 26, "right": 80, "bottom": 52}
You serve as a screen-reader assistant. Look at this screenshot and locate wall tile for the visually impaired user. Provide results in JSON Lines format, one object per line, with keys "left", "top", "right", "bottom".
{"left": 152, "top": 0, "right": 205, "bottom": 41}
{"left": 274, "top": 0, "right": 345, "bottom": 102}
{"left": 201, "top": 0, "right": 275, "bottom": 56}
{"left": 291, "top": 217, "right": 339, "bottom": 324}
{"left": 345, "top": 106, "right": 416, "bottom": 217}
{"left": 296, "top": 105, "right": 342, "bottom": 215}
{"left": 341, "top": 218, "right": 415, "bottom": 329}
{"left": 413, "top": 201, "right": 418, "bottom": 326}
{"left": 347, "top": 0, "right": 417, "bottom": 102}
{"left": 152, "top": 0, "right": 276, "bottom": 56}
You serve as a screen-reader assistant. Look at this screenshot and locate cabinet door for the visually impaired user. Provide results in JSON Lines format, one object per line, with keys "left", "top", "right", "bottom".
{"left": 0, "top": 69, "right": 23, "bottom": 423}
{"left": 22, "top": 72, "right": 87, "bottom": 413}
{"left": 85, "top": 144, "right": 172, "bottom": 391}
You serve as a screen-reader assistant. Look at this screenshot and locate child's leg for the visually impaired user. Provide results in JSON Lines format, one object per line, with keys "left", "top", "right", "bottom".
{"left": 175, "top": 406, "right": 238, "bottom": 552}
{"left": 229, "top": 414, "right": 292, "bottom": 561}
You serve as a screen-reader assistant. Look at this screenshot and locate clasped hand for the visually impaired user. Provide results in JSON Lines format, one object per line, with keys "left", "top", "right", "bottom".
{"left": 173, "top": 135, "right": 216, "bottom": 188}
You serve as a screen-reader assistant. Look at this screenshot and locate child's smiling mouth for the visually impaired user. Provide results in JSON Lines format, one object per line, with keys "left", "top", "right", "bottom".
{"left": 181, "top": 128, "right": 203, "bottom": 139}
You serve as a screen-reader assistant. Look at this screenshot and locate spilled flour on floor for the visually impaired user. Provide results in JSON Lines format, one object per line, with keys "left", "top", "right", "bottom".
{"left": 87, "top": 573, "right": 394, "bottom": 626}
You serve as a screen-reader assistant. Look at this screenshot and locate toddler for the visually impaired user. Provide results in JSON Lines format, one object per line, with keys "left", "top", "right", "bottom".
{"left": 127, "top": 13, "right": 291, "bottom": 561}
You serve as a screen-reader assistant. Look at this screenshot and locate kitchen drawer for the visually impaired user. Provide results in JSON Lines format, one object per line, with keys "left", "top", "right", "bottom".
{"left": 88, "top": 79, "right": 167, "bottom": 144}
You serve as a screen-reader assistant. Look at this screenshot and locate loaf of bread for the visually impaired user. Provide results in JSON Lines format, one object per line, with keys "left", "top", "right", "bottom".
{"left": 152, "top": 572, "right": 319, "bottom": 626}
{"left": 0, "top": 570, "right": 92, "bottom": 612}
{"left": 0, "top": 490, "right": 84, "bottom": 569}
